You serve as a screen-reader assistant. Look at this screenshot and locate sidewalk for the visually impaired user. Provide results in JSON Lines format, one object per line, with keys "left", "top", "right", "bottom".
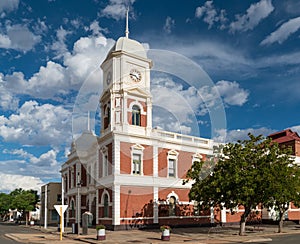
{"left": 5, "top": 223, "right": 300, "bottom": 243}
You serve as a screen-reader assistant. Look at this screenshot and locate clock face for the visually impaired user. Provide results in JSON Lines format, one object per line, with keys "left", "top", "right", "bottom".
{"left": 106, "top": 71, "right": 112, "bottom": 85}
{"left": 129, "top": 69, "right": 142, "bottom": 82}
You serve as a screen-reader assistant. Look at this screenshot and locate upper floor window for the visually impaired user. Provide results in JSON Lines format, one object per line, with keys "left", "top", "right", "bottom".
{"left": 168, "top": 158, "right": 176, "bottom": 177}
{"left": 132, "top": 154, "right": 141, "bottom": 175}
{"left": 132, "top": 105, "right": 141, "bottom": 126}
{"left": 167, "top": 150, "right": 178, "bottom": 178}
{"left": 131, "top": 144, "right": 144, "bottom": 175}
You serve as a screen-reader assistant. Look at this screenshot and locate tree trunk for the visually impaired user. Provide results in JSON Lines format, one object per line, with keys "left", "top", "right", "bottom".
{"left": 239, "top": 206, "right": 251, "bottom": 236}
{"left": 25, "top": 212, "right": 28, "bottom": 226}
{"left": 278, "top": 210, "right": 285, "bottom": 233}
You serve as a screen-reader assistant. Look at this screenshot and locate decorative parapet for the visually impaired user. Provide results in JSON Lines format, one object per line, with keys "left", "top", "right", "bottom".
{"left": 152, "top": 128, "right": 213, "bottom": 148}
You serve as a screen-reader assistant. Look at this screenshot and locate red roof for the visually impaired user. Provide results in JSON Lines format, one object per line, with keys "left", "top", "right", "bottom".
{"left": 268, "top": 129, "right": 300, "bottom": 144}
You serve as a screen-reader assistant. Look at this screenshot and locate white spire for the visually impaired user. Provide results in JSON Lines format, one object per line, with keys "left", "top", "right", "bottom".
{"left": 125, "top": 8, "right": 129, "bottom": 38}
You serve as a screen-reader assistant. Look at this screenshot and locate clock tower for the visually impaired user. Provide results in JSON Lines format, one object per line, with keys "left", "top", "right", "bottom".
{"left": 100, "top": 14, "right": 153, "bottom": 136}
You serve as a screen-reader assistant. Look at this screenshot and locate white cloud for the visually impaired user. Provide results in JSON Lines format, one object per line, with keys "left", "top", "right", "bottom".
{"left": 290, "top": 125, "right": 300, "bottom": 135}
{"left": 0, "top": 0, "right": 19, "bottom": 13}
{"left": 0, "top": 34, "right": 11, "bottom": 48}
{"left": 260, "top": 17, "right": 300, "bottom": 45}
{"left": 163, "top": 16, "right": 175, "bottom": 34}
{"left": 151, "top": 75, "right": 248, "bottom": 135}
{"left": 229, "top": 0, "right": 274, "bottom": 33}
{"left": 2, "top": 24, "right": 42, "bottom": 52}
{"left": 0, "top": 173, "right": 43, "bottom": 193}
{"left": 215, "top": 80, "right": 249, "bottom": 106}
{"left": 51, "top": 26, "right": 71, "bottom": 57}
{"left": 1, "top": 148, "right": 61, "bottom": 181}
{"left": 0, "top": 74, "right": 19, "bottom": 111}
{"left": 0, "top": 101, "right": 71, "bottom": 147}
{"left": 101, "top": 0, "right": 135, "bottom": 21}
{"left": 195, "top": 1, "right": 228, "bottom": 29}
{"left": 3, "top": 34, "right": 115, "bottom": 101}
{"left": 214, "top": 127, "right": 275, "bottom": 143}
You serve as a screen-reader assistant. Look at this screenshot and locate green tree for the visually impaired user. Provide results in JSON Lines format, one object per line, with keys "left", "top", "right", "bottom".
{"left": 262, "top": 142, "right": 300, "bottom": 233}
{"left": 185, "top": 134, "right": 300, "bottom": 235}
{"left": 0, "top": 193, "right": 11, "bottom": 219}
{"left": 10, "top": 188, "right": 39, "bottom": 225}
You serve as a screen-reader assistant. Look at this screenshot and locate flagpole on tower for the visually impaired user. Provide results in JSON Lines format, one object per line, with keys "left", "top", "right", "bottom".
{"left": 125, "top": 8, "right": 129, "bottom": 38}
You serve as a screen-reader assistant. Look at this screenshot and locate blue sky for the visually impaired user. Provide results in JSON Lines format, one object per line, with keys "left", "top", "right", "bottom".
{"left": 0, "top": 0, "right": 300, "bottom": 192}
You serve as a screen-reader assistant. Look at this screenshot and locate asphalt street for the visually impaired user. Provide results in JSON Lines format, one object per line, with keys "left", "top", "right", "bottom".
{"left": 0, "top": 222, "right": 39, "bottom": 244}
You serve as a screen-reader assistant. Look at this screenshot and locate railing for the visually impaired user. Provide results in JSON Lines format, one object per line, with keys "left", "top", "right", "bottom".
{"left": 152, "top": 129, "right": 211, "bottom": 147}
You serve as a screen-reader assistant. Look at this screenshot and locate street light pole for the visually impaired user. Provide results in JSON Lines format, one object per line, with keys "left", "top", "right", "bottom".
{"left": 77, "top": 172, "right": 81, "bottom": 235}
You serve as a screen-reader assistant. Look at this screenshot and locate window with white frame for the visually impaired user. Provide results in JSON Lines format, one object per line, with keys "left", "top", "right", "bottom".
{"left": 167, "top": 150, "right": 178, "bottom": 178}
{"left": 101, "top": 147, "right": 109, "bottom": 177}
{"left": 131, "top": 144, "right": 144, "bottom": 175}
{"left": 168, "top": 158, "right": 176, "bottom": 177}
{"left": 131, "top": 105, "right": 141, "bottom": 126}
{"left": 132, "top": 154, "right": 141, "bottom": 175}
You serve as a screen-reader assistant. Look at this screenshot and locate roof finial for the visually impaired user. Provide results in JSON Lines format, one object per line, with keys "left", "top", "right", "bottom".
{"left": 125, "top": 8, "right": 129, "bottom": 38}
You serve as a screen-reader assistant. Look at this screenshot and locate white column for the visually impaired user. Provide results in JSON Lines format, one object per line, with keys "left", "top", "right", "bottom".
{"left": 210, "top": 207, "right": 214, "bottom": 224}
{"left": 153, "top": 146, "right": 158, "bottom": 177}
{"left": 112, "top": 185, "right": 120, "bottom": 226}
{"left": 153, "top": 187, "right": 158, "bottom": 223}
{"left": 221, "top": 207, "right": 226, "bottom": 224}
{"left": 114, "top": 139, "right": 120, "bottom": 175}
{"left": 96, "top": 189, "right": 99, "bottom": 225}
{"left": 146, "top": 97, "right": 152, "bottom": 135}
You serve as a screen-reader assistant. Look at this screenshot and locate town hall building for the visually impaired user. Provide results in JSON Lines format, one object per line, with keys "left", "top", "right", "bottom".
{"left": 61, "top": 19, "right": 218, "bottom": 230}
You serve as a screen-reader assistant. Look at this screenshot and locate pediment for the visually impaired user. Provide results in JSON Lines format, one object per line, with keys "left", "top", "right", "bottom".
{"left": 125, "top": 87, "right": 151, "bottom": 97}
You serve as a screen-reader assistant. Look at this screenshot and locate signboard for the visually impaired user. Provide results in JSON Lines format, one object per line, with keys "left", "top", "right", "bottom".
{"left": 54, "top": 205, "right": 68, "bottom": 216}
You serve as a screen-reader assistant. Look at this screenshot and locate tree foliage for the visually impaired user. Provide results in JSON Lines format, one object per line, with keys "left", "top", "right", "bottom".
{"left": 0, "top": 188, "right": 39, "bottom": 223}
{"left": 0, "top": 193, "right": 12, "bottom": 217}
{"left": 185, "top": 133, "right": 300, "bottom": 235}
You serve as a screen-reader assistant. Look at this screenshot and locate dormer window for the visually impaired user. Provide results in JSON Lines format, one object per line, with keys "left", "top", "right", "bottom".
{"left": 132, "top": 105, "right": 141, "bottom": 126}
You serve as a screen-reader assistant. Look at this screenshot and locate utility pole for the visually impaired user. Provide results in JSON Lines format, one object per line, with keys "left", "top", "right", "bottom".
{"left": 61, "top": 176, "right": 64, "bottom": 233}
{"left": 77, "top": 171, "right": 81, "bottom": 235}
{"left": 44, "top": 184, "right": 47, "bottom": 229}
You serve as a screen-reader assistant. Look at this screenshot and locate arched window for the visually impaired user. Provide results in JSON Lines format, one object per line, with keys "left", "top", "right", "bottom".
{"left": 169, "top": 196, "right": 176, "bottom": 216}
{"left": 104, "top": 104, "right": 110, "bottom": 129}
{"left": 131, "top": 105, "right": 141, "bottom": 126}
{"left": 104, "top": 194, "right": 109, "bottom": 217}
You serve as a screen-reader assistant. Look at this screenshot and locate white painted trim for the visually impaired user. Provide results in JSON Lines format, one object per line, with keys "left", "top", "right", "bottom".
{"left": 153, "top": 146, "right": 158, "bottom": 177}
{"left": 153, "top": 187, "right": 158, "bottom": 224}
{"left": 166, "top": 191, "right": 179, "bottom": 203}
{"left": 113, "top": 185, "right": 120, "bottom": 225}
{"left": 128, "top": 101, "right": 146, "bottom": 115}
{"left": 114, "top": 139, "right": 120, "bottom": 175}
{"left": 96, "top": 189, "right": 99, "bottom": 225}
{"left": 100, "top": 189, "right": 111, "bottom": 204}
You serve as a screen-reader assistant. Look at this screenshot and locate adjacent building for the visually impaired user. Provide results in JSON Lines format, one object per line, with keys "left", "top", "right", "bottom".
{"left": 40, "top": 182, "right": 62, "bottom": 226}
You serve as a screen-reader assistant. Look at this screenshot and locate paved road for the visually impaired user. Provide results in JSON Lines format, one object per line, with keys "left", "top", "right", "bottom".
{"left": 243, "top": 233, "right": 300, "bottom": 243}
{"left": 0, "top": 222, "right": 41, "bottom": 244}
